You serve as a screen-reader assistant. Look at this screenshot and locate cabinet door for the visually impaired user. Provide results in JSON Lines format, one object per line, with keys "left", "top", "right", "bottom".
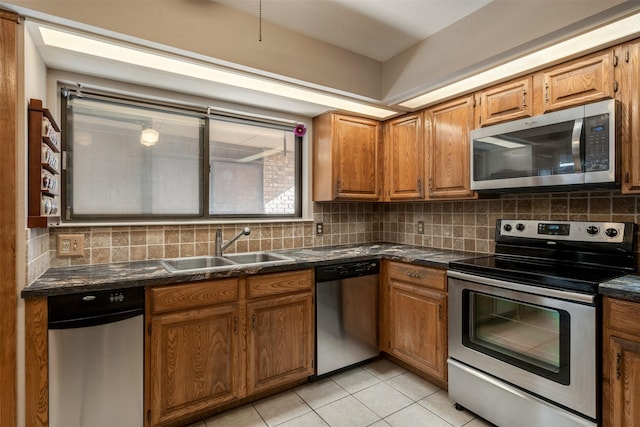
{"left": 610, "top": 336, "right": 640, "bottom": 427}
{"left": 387, "top": 279, "right": 446, "bottom": 381}
{"left": 618, "top": 41, "right": 640, "bottom": 193}
{"left": 149, "top": 303, "right": 240, "bottom": 426}
{"left": 334, "top": 114, "right": 381, "bottom": 200}
{"left": 541, "top": 50, "right": 614, "bottom": 112}
{"left": 425, "top": 96, "right": 475, "bottom": 199}
{"left": 247, "top": 292, "right": 314, "bottom": 395}
{"left": 384, "top": 114, "right": 424, "bottom": 200}
{"left": 477, "top": 76, "right": 532, "bottom": 127}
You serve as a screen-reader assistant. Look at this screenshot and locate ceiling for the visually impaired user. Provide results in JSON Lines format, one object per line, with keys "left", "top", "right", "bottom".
{"left": 213, "top": 0, "right": 493, "bottom": 61}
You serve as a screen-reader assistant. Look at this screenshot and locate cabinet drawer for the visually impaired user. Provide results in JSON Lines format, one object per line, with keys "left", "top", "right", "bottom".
{"left": 247, "top": 269, "right": 313, "bottom": 299}
{"left": 387, "top": 262, "right": 446, "bottom": 291}
{"left": 151, "top": 278, "right": 239, "bottom": 314}
{"left": 605, "top": 297, "right": 640, "bottom": 336}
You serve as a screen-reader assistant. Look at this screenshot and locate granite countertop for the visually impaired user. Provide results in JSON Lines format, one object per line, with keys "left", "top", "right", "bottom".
{"left": 600, "top": 275, "right": 640, "bottom": 303}
{"left": 23, "top": 243, "right": 477, "bottom": 298}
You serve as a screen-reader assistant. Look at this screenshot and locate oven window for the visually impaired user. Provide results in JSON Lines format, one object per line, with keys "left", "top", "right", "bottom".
{"left": 463, "top": 291, "right": 570, "bottom": 385}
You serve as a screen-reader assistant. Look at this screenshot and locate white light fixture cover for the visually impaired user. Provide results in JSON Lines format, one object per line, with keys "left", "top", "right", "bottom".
{"left": 399, "top": 12, "right": 640, "bottom": 110}
{"left": 140, "top": 128, "right": 159, "bottom": 146}
{"left": 38, "top": 26, "right": 398, "bottom": 119}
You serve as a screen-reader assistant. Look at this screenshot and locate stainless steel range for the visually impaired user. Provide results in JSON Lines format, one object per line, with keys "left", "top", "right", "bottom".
{"left": 448, "top": 219, "right": 637, "bottom": 427}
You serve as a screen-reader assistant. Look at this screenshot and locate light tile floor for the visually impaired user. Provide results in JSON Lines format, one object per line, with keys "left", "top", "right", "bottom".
{"left": 186, "top": 359, "right": 495, "bottom": 427}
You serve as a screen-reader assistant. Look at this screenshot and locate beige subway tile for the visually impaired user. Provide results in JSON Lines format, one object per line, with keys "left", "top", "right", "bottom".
{"left": 148, "top": 245, "right": 164, "bottom": 259}
{"left": 147, "top": 228, "right": 164, "bottom": 245}
{"left": 180, "top": 226, "right": 195, "bottom": 243}
{"left": 164, "top": 244, "right": 179, "bottom": 258}
{"left": 180, "top": 243, "right": 195, "bottom": 257}
{"left": 92, "top": 231, "right": 111, "bottom": 248}
{"left": 91, "top": 248, "right": 111, "bottom": 264}
{"left": 111, "top": 247, "right": 130, "bottom": 262}
{"left": 130, "top": 230, "right": 147, "bottom": 246}
{"left": 131, "top": 246, "right": 147, "bottom": 261}
{"left": 164, "top": 229, "right": 180, "bottom": 244}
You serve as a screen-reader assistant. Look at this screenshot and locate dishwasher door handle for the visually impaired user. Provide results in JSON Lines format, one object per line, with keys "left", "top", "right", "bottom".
{"left": 48, "top": 307, "right": 144, "bottom": 329}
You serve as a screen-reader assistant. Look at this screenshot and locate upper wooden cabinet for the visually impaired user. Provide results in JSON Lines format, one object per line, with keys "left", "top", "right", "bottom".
{"left": 538, "top": 49, "right": 615, "bottom": 113}
{"left": 476, "top": 76, "right": 533, "bottom": 127}
{"left": 425, "top": 96, "right": 476, "bottom": 199}
{"left": 616, "top": 40, "right": 640, "bottom": 194}
{"left": 383, "top": 113, "right": 424, "bottom": 201}
{"left": 313, "top": 112, "right": 382, "bottom": 201}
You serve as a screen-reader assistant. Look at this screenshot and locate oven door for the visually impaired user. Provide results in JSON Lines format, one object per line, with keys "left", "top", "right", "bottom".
{"left": 448, "top": 271, "right": 598, "bottom": 419}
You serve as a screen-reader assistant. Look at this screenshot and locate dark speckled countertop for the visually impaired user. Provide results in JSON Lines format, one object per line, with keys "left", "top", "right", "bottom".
{"left": 600, "top": 275, "right": 640, "bottom": 302}
{"left": 23, "top": 243, "right": 477, "bottom": 298}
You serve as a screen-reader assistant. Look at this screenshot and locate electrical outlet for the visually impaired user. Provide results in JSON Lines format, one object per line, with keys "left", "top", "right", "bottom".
{"left": 57, "top": 234, "right": 85, "bottom": 256}
{"left": 316, "top": 222, "right": 324, "bottom": 236}
{"left": 417, "top": 221, "right": 424, "bottom": 234}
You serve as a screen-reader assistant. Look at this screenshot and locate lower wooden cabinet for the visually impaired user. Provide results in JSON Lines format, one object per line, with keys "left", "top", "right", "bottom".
{"left": 603, "top": 297, "right": 640, "bottom": 427}
{"left": 147, "top": 278, "right": 242, "bottom": 426}
{"left": 381, "top": 261, "right": 448, "bottom": 384}
{"left": 247, "top": 291, "right": 314, "bottom": 395}
{"left": 149, "top": 303, "right": 241, "bottom": 426}
{"left": 146, "top": 269, "right": 314, "bottom": 427}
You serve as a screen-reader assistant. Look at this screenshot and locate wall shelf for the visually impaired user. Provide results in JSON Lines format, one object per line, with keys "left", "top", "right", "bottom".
{"left": 28, "top": 98, "right": 61, "bottom": 228}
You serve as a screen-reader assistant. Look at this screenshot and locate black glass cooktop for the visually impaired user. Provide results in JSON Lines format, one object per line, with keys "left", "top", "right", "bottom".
{"left": 449, "top": 255, "right": 628, "bottom": 294}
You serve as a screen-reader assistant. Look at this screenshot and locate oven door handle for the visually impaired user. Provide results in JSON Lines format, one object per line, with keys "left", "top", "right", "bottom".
{"left": 447, "top": 270, "right": 596, "bottom": 304}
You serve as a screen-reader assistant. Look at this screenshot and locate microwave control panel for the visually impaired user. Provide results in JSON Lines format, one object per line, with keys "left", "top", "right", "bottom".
{"left": 583, "top": 113, "right": 610, "bottom": 172}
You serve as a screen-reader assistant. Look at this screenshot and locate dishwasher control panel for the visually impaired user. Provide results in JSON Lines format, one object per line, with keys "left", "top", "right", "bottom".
{"left": 315, "top": 261, "right": 380, "bottom": 282}
{"left": 48, "top": 287, "right": 144, "bottom": 329}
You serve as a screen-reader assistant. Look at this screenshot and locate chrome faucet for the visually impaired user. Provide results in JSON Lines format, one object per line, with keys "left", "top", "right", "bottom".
{"left": 215, "top": 227, "right": 251, "bottom": 256}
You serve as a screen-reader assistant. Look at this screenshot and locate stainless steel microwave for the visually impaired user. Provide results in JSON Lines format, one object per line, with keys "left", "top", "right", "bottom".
{"left": 470, "top": 99, "right": 619, "bottom": 192}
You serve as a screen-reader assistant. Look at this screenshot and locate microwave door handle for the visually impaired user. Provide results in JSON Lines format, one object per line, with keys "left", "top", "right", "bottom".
{"left": 572, "top": 118, "right": 583, "bottom": 172}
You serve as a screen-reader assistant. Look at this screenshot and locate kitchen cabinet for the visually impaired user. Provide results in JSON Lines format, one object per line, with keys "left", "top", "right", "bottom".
{"left": 28, "top": 98, "right": 61, "bottom": 228}
{"left": 313, "top": 112, "right": 382, "bottom": 201}
{"left": 381, "top": 261, "right": 447, "bottom": 385}
{"left": 476, "top": 76, "right": 533, "bottom": 127}
{"left": 603, "top": 297, "right": 640, "bottom": 427}
{"left": 424, "top": 96, "right": 476, "bottom": 199}
{"left": 538, "top": 49, "right": 615, "bottom": 113}
{"left": 246, "top": 269, "right": 314, "bottom": 395}
{"left": 383, "top": 113, "right": 424, "bottom": 201}
{"left": 147, "top": 279, "right": 242, "bottom": 427}
{"left": 616, "top": 40, "right": 640, "bottom": 194}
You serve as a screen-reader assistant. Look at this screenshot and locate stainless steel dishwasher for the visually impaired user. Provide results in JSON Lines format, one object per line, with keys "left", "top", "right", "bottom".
{"left": 315, "top": 260, "right": 380, "bottom": 376}
{"left": 48, "top": 287, "right": 145, "bottom": 427}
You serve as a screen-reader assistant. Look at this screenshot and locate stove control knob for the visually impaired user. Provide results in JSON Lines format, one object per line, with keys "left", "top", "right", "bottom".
{"left": 516, "top": 223, "right": 525, "bottom": 231}
{"left": 586, "top": 225, "right": 599, "bottom": 235}
{"left": 605, "top": 228, "right": 619, "bottom": 238}
{"left": 503, "top": 224, "right": 512, "bottom": 232}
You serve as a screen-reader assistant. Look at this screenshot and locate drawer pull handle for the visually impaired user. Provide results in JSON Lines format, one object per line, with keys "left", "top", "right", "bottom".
{"left": 406, "top": 272, "right": 422, "bottom": 279}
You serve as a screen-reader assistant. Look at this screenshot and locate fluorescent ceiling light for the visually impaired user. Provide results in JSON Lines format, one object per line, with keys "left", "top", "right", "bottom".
{"left": 399, "top": 12, "right": 640, "bottom": 110}
{"left": 39, "top": 26, "right": 397, "bottom": 119}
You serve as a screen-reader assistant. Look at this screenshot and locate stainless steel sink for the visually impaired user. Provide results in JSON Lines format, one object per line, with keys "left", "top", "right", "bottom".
{"left": 160, "top": 252, "right": 293, "bottom": 272}
{"left": 223, "top": 252, "right": 293, "bottom": 264}
{"left": 160, "top": 256, "right": 235, "bottom": 273}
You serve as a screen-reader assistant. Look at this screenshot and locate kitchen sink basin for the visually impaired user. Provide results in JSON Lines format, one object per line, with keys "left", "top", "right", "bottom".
{"left": 160, "top": 252, "right": 293, "bottom": 272}
{"left": 160, "top": 256, "right": 236, "bottom": 273}
{"left": 223, "top": 252, "right": 293, "bottom": 264}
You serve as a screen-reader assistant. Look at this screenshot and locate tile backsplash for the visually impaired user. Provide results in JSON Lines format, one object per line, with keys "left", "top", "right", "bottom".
{"left": 27, "top": 190, "right": 640, "bottom": 283}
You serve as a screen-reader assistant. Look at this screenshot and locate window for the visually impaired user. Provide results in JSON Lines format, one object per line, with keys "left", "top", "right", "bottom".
{"left": 63, "top": 91, "right": 302, "bottom": 221}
